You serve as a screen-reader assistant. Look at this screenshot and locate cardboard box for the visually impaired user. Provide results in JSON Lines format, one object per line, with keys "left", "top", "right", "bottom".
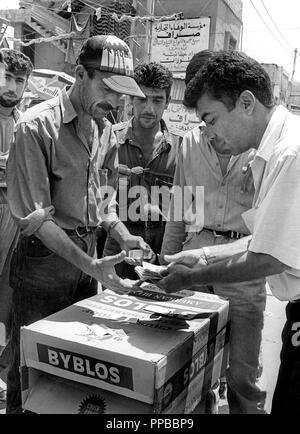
{"left": 22, "top": 341, "right": 229, "bottom": 414}
{"left": 21, "top": 285, "right": 229, "bottom": 413}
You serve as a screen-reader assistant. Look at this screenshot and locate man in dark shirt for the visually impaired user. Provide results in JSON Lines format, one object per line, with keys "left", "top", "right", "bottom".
{"left": 104, "top": 62, "right": 181, "bottom": 279}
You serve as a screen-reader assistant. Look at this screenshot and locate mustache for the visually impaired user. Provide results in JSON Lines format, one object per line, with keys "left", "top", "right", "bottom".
{"left": 96, "top": 101, "right": 114, "bottom": 112}
{"left": 2, "top": 92, "right": 18, "bottom": 99}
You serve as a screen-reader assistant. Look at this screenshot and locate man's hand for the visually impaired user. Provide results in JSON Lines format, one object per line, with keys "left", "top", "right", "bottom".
{"left": 120, "top": 234, "right": 155, "bottom": 265}
{"left": 90, "top": 250, "right": 137, "bottom": 291}
{"left": 157, "top": 263, "right": 194, "bottom": 293}
{"left": 162, "top": 248, "right": 208, "bottom": 268}
{"left": 156, "top": 249, "right": 209, "bottom": 293}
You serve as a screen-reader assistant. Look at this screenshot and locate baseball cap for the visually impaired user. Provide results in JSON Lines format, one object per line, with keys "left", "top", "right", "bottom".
{"left": 77, "top": 35, "right": 145, "bottom": 98}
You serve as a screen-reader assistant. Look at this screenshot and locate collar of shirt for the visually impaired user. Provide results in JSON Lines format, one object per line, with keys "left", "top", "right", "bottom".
{"left": 251, "top": 105, "right": 289, "bottom": 195}
{"left": 12, "top": 107, "right": 21, "bottom": 123}
{"left": 59, "top": 86, "right": 77, "bottom": 124}
{"left": 117, "top": 117, "right": 172, "bottom": 154}
{"left": 58, "top": 87, "right": 113, "bottom": 157}
{"left": 255, "top": 105, "right": 289, "bottom": 163}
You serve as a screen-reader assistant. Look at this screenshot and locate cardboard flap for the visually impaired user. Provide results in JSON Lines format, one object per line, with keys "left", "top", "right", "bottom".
{"left": 24, "top": 372, "right": 151, "bottom": 414}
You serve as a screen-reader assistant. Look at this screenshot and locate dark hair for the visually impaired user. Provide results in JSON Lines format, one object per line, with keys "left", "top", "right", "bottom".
{"left": 185, "top": 49, "right": 214, "bottom": 85}
{"left": 184, "top": 51, "right": 275, "bottom": 110}
{"left": 0, "top": 48, "right": 33, "bottom": 78}
{"left": 134, "top": 62, "right": 173, "bottom": 100}
{"left": 84, "top": 66, "right": 96, "bottom": 80}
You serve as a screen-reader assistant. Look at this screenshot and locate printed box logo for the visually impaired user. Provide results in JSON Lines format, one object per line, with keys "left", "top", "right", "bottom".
{"left": 37, "top": 343, "right": 134, "bottom": 390}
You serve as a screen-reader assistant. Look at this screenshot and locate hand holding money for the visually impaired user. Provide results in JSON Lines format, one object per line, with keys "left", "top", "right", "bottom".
{"left": 135, "top": 261, "right": 168, "bottom": 282}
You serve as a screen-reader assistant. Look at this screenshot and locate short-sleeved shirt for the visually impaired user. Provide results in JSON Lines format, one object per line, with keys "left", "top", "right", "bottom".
{"left": 0, "top": 107, "right": 20, "bottom": 200}
{"left": 242, "top": 105, "right": 300, "bottom": 301}
{"left": 113, "top": 118, "right": 180, "bottom": 223}
{"left": 7, "top": 88, "right": 118, "bottom": 235}
{"left": 161, "top": 125, "right": 256, "bottom": 256}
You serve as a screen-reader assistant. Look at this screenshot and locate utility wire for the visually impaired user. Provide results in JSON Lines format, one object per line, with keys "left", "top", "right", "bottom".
{"left": 249, "top": 0, "right": 294, "bottom": 55}
{"left": 244, "top": 27, "right": 300, "bottom": 33}
{"left": 260, "top": 0, "right": 294, "bottom": 52}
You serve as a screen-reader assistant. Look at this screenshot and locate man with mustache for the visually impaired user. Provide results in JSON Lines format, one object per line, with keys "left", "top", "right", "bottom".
{"left": 103, "top": 62, "right": 180, "bottom": 278}
{"left": 6, "top": 35, "right": 150, "bottom": 413}
{"left": 0, "top": 49, "right": 33, "bottom": 409}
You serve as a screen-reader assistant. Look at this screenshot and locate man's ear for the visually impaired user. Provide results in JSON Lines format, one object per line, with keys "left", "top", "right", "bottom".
{"left": 75, "top": 65, "right": 85, "bottom": 84}
{"left": 238, "top": 90, "right": 256, "bottom": 114}
{"left": 165, "top": 95, "right": 171, "bottom": 110}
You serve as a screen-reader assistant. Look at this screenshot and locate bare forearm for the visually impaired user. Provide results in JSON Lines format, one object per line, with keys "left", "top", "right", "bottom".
{"left": 103, "top": 220, "right": 131, "bottom": 246}
{"left": 190, "top": 250, "right": 287, "bottom": 286}
{"left": 35, "top": 220, "right": 136, "bottom": 292}
{"left": 36, "top": 220, "right": 96, "bottom": 277}
{"left": 203, "top": 235, "right": 252, "bottom": 264}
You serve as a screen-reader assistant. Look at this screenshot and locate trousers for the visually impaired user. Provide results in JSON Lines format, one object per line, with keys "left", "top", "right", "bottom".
{"left": 6, "top": 231, "right": 97, "bottom": 413}
{"left": 182, "top": 230, "right": 267, "bottom": 414}
{"left": 271, "top": 301, "right": 300, "bottom": 414}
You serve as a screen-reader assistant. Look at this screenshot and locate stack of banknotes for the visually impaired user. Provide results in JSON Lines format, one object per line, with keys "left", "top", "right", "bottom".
{"left": 135, "top": 262, "right": 168, "bottom": 282}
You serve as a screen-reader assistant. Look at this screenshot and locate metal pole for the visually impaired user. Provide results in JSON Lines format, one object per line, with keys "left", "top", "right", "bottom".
{"left": 240, "top": 21, "right": 243, "bottom": 51}
{"left": 146, "top": 0, "right": 155, "bottom": 61}
{"left": 287, "top": 48, "right": 298, "bottom": 109}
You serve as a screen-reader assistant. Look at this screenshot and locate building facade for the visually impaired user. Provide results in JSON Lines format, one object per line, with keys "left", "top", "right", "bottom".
{"left": 261, "top": 63, "right": 289, "bottom": 106}
{"left": 132, "top": 0, "right": 243, "bottom": 63}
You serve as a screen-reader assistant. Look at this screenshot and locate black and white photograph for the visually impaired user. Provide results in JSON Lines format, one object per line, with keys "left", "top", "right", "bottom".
{"left": 0, "top": 0, "right": 299, "bottom": 421}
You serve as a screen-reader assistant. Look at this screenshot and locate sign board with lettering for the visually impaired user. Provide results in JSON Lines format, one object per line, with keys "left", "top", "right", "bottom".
{"left": 150, "top": 17, "right": 211, "bottom": 72}
{"left": 20, "top": 285, "right": 229, "bottom": 413}
{"left": 164, "top": 102, "right": 200, "bottom": 134}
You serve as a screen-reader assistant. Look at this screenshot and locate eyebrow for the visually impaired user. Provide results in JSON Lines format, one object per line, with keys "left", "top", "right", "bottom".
{"left": 6, "top": 72, "right": 26, "bottom": 81}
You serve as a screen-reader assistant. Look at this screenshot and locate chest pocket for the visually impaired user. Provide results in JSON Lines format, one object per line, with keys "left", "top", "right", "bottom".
{"left": 235, "top": 177, "right": 255, "bottom": 208}
{"left": 234, "top": 162, "right": 255, "bottom": 207}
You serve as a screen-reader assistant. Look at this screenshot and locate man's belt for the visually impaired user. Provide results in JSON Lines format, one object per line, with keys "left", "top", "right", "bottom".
{"left": 203, "top": 227, "right": 246, "bottom": 239}
{"left": 127, "top": 220, "right": 165, "bottom": 228}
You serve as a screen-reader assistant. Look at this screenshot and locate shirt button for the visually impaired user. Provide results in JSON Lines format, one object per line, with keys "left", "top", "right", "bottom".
{"left": 217, "top": 224, "right": 221, "bottom": 227}
{"left": 219, "top": 205, "right": 224, "bottom": 209}
{"left": 139, "top": 154, "right": 142, "bottom": 159}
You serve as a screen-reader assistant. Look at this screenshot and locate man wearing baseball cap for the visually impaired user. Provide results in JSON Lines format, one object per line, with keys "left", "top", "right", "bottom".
{"left": 5, "top": 35, "right": 150, "bottom": 413}
{"left": 77, "top": 34, "right": 145, "bottom": 99}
